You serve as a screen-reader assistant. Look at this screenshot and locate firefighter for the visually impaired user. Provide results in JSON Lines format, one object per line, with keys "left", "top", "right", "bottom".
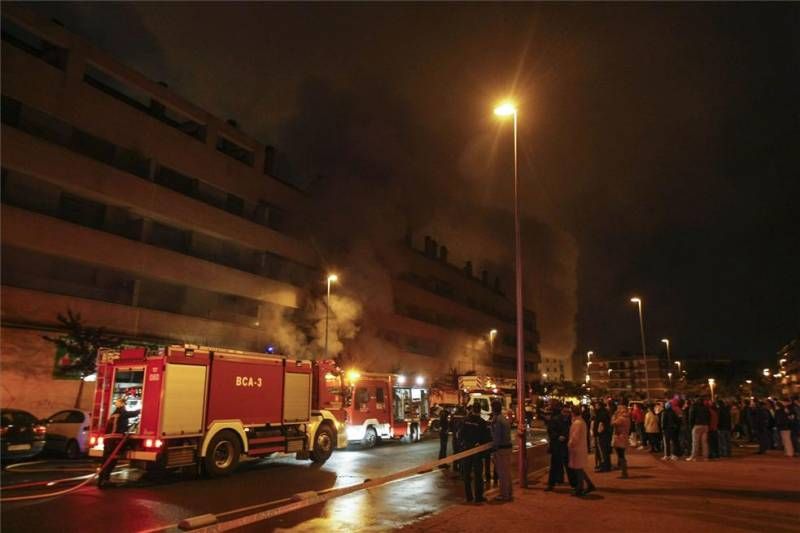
{"left": 98, "top": 397, "right": 139, "bottom": 488}
{"left": 458, "top": 402, "right": 492, "bottom": 503}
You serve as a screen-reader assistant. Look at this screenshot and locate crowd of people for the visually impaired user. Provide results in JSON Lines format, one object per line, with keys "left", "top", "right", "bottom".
{"left": 436, "top": 394, "right": 799, "bottom": 503}
{"left": 543, "top": 395, "right": 799, "bottom": 495}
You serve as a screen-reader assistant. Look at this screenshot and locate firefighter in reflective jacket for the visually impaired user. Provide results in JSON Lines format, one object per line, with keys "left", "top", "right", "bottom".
{"left": 458, "top": 402, "right": 492, "bottom": 502}
{"left": 98, "top": 397, "right": 139, "bottom": 488}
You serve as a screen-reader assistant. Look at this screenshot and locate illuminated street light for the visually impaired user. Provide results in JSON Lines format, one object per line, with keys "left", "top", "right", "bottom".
{"left": 630, "top": 297, "right": 650, "bottom": 401}
{"left": 763, "top": 368, "right": 771, "bottom": 377}
{"left": 346, "top": 370, "right": 361, "bottom": 384}
{"left": 397, "top": 375, "right": 407, "bottom": 385}
{"left": 708, "top": 378, "right": 716, "bottom": 402}
{"left": 779, "top": 358, "right": 787, "bottom": 366}
{"left": 494, "top": 99, "right": 526, "bottom": 488}
{"left": 415, "top": 375, "right": 425, "bottom": 386}
{"left": 745, "top": 379, "right": 752, "bottom": 384}
{"left": 325, "top": 273, "right": 338, "bottom": 360}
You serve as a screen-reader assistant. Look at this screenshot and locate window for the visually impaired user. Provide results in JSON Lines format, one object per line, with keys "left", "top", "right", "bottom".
{"left": 356, "top": 388, "right": 369, "bottom": 410}
{"left": 48, "top": 411, "right": 72, "bottom": 424}
{"left": 67, "top": 411, "right": 85, "bottom": 424}
{"left": 216, "top": 135, "right": 254, "bottom": 166}
{"left": 375, "top": 387, "right": 385, "bottom": 405}
{"left": 59, "top": 193, "right": 106, "bottom": 229}
{"left": 1, "top": 18, "right": 67, "bottom": 70}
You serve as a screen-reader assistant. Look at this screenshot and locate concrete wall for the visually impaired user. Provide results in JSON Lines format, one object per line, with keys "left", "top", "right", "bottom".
{"left": 0, "top": 327, "right": 94, "bottom": 417}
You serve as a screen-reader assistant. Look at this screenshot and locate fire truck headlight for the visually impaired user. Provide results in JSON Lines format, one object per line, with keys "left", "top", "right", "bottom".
{"left": 155, "top": 439, "right": 163, "bottom": 448}
{"left": 145, "top": 439, "right": 153, "bottom": 448}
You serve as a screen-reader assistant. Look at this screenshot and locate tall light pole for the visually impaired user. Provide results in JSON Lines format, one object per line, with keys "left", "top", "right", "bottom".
{"left": 495, "top": 99, "right": 527, "bottom": 489}
{"left": 661, "top": 338, "right": 672, "bottom": 390}
{"left": 325, "top": 274, "right": 338, "bottom": 360}
{"left": 586, "top": 350, "right": 593, "bottom": 384}
{"left": 630, "top": 297, "right": 650, "bottom": 401}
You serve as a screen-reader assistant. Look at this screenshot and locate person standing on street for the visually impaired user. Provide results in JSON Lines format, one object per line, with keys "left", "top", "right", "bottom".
{"left": 438, "top": 407, "right": 451, "bottom": 467}
{"left": 458, "top": 402, "right": 492, "bottom": 503}
{"left": 708, "top": 400, "right": 720, "bottom": 460}
{"left": 687, "top": 397, "right": 710, "bottom": 461}
{"left": 490, "top": 400, "right": 513, "bottom": 502}
{"left": 631, "top": 403, "right": 645, "bottom": 449}
{"left": 661, "top": 401, "right": 680, "bottom": 460}
{"left": 791, "top": 396, "right": 800, "bottom": 457}
{"left": 450, "top": 406, "right": 466, "bottom": 473}
{"left": 568, "top": 404, "right": 597, "bottom": 497}
{"left": 717, "top": 400, "right": 732, "bottom": 458}
{"left": 776, "top": 401, "right": 795, "bottom": 457}
{"left": 611, "top": 402, "right": 631, "bottom": 478}
{"left": 645, "top": 404, "right": 660, "bottom": 453}
{"left": 593, "top": 399, "right": 612, "bottom": 472}
{"left": 545, "top": 400, "right": 571, "bottom": 490}
{"left": 755, "top": 400, "right": 772, "bottom": 454}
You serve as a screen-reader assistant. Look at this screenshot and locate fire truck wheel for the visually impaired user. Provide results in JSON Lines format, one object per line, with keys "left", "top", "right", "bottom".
{"left": 362, "top": 427, "right": 378, "bottom": 449}
{"left": 204, "top": 431, "right": 241, "bottom": 477}
{"left": 310, "top": 423, "right": 335, "bottom": 464}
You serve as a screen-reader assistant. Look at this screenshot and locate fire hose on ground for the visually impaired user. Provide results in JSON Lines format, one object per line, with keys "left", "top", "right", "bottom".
{"left": 0, "top": 434, "right": 130, "bottom": 503}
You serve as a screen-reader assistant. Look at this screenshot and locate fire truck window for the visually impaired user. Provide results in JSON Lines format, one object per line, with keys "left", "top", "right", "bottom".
{"left": 356, "top": 387, "right": 369, "bottom": 409}
{"left": 375, "top": 387, "right": 385, "bottom": 404}
{"left": 112, "top": 369, "right": 144, "bottom": 429}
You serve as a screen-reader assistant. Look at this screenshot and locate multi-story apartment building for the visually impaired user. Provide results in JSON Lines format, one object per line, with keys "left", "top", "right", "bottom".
{"left": 777, "top": 338, "right": 799, "bottom": 396}
{"left": 355, "top": 234, "right": 540, "bottom": 384}
{"left": 0, "top": 8, "right": 541, "bottom": 416}
{"left": 587, "top": 353, "right": 668, "bottom": 399}
{"left": 1, "top": 8, "right": 318, "bottom": 414}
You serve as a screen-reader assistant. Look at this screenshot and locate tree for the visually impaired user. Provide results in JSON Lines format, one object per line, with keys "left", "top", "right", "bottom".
{"left": 43, "top": 310, "right": 121, "bottom": 408}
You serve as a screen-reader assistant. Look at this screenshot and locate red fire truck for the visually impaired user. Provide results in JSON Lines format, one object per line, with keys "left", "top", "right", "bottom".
{"left": 88, "top": 345, "right": 347, "bottom": 476}
{"left": 343, "top": 371, "right": 430, "bottom": 448}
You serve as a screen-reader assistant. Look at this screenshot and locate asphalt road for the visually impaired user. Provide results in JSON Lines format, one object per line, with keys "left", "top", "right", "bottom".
{"left": 2, "top": 430, "right": 547, "bottom": 533}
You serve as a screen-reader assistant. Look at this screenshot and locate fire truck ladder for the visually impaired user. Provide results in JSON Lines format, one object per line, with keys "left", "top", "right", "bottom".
{"left": 90, "top": 361, "right": 113, "bottom": 431}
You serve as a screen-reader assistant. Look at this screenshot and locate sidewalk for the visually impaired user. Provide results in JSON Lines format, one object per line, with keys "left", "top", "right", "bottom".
{"left": 400, "top": 447, "right": 800, "bottom": 533}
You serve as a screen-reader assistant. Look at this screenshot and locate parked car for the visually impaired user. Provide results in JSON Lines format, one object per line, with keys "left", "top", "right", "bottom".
{"left": 43, "top": 409, "right": 91, "bottom": 459}
{"left": 1, "top": 408, "right": 46, "bottom": 462}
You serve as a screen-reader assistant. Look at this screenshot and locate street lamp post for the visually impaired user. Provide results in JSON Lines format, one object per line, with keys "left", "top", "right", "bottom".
{"left": 325, "top": 274, "right": 338, "bottom": 360}
{"left": 708, "top": 378, "right": 716, "bottom": 402}
{"left": 586, "top": 350, "right": 593, "bottom": 384}
{"left": 661, "top": 338, "right": 672, "bottom": 390}
{"left": 630, "top": 297, "right": 650, "bottom": 401}
{"left": 494, "top": 100, "right": 527, "bottom": 488}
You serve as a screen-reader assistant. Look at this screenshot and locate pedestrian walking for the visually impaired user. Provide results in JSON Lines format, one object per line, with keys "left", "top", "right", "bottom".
{"left": 458, "top": 402, "right": 492, "bottom": 503}
{"left": 611, "top": 402, "right": 631, "bottom": 478}
{"left": 490, "top": 400, "right": 513, "bottom": 502}
{"left": 687, "top": 397, "right": 710, "bottom": 461}
{"left": 568, "top": 404, "right": 596, "bottom": 497}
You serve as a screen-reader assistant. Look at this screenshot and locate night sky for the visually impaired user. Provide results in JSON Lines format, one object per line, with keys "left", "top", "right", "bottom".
{"left": 23, "top": 2, "right": 800, "bottom": 371}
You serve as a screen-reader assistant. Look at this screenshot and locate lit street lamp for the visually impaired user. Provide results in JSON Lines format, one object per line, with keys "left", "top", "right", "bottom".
{"left": 325, "top": 274, "right": 338, "bottom": 360}
{"left": 708, "top": 378, "right": 716, "bottom": 402}
{"left": 494, "top": 99, "right": 527, "bottom": 488}
{"left": 630, "top": 297, "right": 650, "bottom": 401}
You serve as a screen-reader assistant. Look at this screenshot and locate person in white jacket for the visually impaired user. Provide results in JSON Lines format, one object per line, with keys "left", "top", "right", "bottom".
{"left": 568, "top": 404, "right": 597, "bottom": 497}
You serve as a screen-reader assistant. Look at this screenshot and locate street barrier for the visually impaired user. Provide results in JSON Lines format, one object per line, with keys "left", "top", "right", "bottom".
{"left": 180, "top": 442, "right": 546, "bottom": 531}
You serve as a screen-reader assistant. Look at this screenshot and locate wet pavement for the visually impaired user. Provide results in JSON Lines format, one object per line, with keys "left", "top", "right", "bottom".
{"left": 1, "top": 430, "right": 547, "bottom": 532}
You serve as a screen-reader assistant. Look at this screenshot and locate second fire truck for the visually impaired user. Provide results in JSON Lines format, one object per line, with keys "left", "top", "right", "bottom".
{"left": 343, "top": 371, "right": 430, "bottom": 448}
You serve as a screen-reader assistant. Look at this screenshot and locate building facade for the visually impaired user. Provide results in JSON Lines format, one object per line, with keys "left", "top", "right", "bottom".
{"left": 1, "top": 8, "right": 541, "bottom": 416}
{"left": 777, "top": 338, "right": 799, "bottom": 396}
{"left": 351, "top": 234, "right": 540, "bottom": 384}
{"left": 587, "top": 353, "right": 669, "bottom": 399}
{"left": 1, "top": 8, "right": 318, "bottom": 415}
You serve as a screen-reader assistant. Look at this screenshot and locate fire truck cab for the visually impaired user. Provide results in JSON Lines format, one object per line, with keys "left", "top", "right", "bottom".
{"left": 344, "top": 372, "right": 430, "bottom": 448}
{"left": 88, "top": 345, "right": 347, "bottom": 477}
